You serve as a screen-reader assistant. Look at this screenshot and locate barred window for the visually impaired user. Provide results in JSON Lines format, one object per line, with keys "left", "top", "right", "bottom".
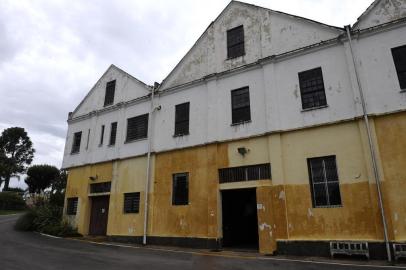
{"left": 174, "top": 102, "right": 190, "bottom": 136}
{"left": 227, "top": 25, "right": 245, "bottom": 59}
{"left": 231, "top": 87, "right": 251, "bottom": 124}
{"left": 66, "top": 197, "right": 78, "bottom": 215}
{"left": 104, "top": 80, "right": 116, "bottom": 107}
{"left": 71, "top": 131, "right": 82, "bottom": 154}
{"left": 109, "top": 122, "right": 117, "bottom": 146}
{"left": 219, "top": 164, "right": 271, "bottom": 184}
{"left": 172, "top": 173, "right": 189, "bottom": 205}
{"left": 126, "top": 114, "right": 148, "bottom": 142}
{"left": 90, "top": 182, "right": 111, "bottom": 194}
{"left": 299, "top": 67, "right": 327, "bottom": 110}
{"left": 124, "top": 192, "right": 140, "bottom": 213}
{"left": 307, "top": 156, "right": 341, "bottom": 208}
{"left": 392, "top": 45, "right": 406, "bottom": 89}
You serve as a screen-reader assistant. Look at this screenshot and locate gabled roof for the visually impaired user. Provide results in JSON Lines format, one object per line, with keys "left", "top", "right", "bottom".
{"left": 353, "top": 0, "right": 382, "bottom": 29}
{"left": 71, "top": 64, "right": 151, "bottom": 117}
{"left": 159, "top": 0, "right": 343, "bottom": 90}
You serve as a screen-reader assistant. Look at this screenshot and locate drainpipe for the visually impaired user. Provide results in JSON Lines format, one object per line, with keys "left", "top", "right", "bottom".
{"left": 345, "top": 25, "right": 391, "bottom": 262}
{"left": 142, "top": 82, "right": 159, "bottom": 245}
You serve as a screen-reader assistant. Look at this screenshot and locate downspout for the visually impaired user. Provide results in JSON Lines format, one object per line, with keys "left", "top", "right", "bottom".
{"left": 345, "top": 25, "right": 392, "bottom": 262}
{"left": 142, "top": 83, "right": 158, "bottom": 245}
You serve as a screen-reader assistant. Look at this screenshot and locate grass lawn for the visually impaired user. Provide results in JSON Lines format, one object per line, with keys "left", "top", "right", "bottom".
{"left": 0, "top": 210, "right": 25, "bottom": 215}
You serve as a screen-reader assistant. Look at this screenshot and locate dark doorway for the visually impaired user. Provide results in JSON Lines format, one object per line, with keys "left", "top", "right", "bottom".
{"left": 89, "top": 196, "right": 110, "bottom": 236}
{"left": 221, "top": 188, "right": 259, "bottom": 250}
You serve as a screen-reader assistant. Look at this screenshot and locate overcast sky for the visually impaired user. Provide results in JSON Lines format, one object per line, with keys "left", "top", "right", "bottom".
{"left": 0, "top": 0, "right": 373, "bottom": 188}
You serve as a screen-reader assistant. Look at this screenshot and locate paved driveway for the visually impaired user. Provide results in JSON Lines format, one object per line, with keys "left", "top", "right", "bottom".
{"left": 0, "top": 215, "right": 404, "bottom": 270}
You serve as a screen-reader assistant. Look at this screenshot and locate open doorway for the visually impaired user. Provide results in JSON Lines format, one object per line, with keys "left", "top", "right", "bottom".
{"left": 221, "top": 188, "right": 259, "bottom": 250}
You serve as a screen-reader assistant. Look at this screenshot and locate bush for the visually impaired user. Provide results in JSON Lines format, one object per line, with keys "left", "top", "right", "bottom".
{"left": 0, "top": 192, "right": 26, "bottom": 210}
{"left": 33, "top": 204, "right": 62, "bottom": 232}
{"left": 14, "top": 209, "right": 37, "bottom": 231}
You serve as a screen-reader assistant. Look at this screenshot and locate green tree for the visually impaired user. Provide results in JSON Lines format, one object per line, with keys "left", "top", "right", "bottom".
{"left": 0, "top": 127, "right": 35, "bottom": 191}
{"left": 25, "top": 165, "right": 59, "bottom": 194}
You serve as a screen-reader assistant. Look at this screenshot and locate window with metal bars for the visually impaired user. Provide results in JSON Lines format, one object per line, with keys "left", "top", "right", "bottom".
{"left": 109, "top": 122, "right": 117, "bottom": 146}
{"left": 227, "top": 25, "right": 245, "bottom": 59}
{"left": 99, "top": 125, "right": 105, "bottom": 146}
{"left": 123, "top": 192, "right": 140, "bottom": 213}
{"left": 126, "top": 113, "right": 148, "bottom": 142}
{"left": 172, "top": 173, "right": 189, "bottom": 205}
{"left": 392, "top": 45, "right": 406, "bottom": 89}
{"left": 298, "top": 67, "right": 327, "bottom": 110}
{"left": 219, "top": 164, "right": 271, "bottom": 184}
{"left": 90, "top": 182, "right": 111, "bottom": 193}
{"left": 307, "top": 156, "right": 341, "bottom": 208}
{"left": 174, "top": 102, "right": 190, "bottom": 136}
{"left": 71, "top": 131, "right": 82, "bottom": 154}
{"left": 231, "top": 87, "right": 251, "bottom": 124}
{"left": 104, "top": 80, "right": 116, "bottom": 107}
{"left": 66, "top": 197, "right": 78, "bottom": 215}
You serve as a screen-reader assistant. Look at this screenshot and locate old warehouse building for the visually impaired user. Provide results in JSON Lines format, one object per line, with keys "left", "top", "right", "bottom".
{"left": 62, "top": 0, "right": 406, "bottom": 259}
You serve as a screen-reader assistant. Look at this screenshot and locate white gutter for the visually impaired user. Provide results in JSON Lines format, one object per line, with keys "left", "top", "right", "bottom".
{"left": 345, "top": 25, "right": 392, "bottom": 262}
{"left": 142, "top": 84, "right": 158, "bottom": 245}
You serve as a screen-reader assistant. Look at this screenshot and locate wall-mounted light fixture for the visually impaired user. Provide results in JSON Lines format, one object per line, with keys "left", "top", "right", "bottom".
{"left": 89, "top": 175, "right": 98, "bottom": 181}
{"left": 237, "top": 147, "right": 248, "bottom": 156}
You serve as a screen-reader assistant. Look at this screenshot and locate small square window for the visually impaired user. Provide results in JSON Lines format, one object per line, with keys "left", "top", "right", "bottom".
{"left": 124, "top": 192, "right": 140, "bottom": 213}
{"left": 307, "top": 156, "right": 341, "bottom": 208}
{"left": 227, "top": 25, "right": 245, "bottom": 59}
{"left": 391, "top": 45, "right": 406, "bottom": 89}
{"left": 172, "top": 173, "right": 189, "bottom": 205}
{"left": 66, "top": 197, "right": 78, "bottom": 215}
{"left": 298, "top": 67, "right": 327, "bottom": 110}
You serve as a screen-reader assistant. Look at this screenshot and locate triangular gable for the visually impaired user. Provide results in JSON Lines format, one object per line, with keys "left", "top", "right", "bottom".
{"left": 353, "top": 0, "right": 406, "bottom": 30}
{"left": 159, "top": 0, "right": 343, "bottom": 90}
{"left": 71, "top": 64, "right": 151, "bottom": 118}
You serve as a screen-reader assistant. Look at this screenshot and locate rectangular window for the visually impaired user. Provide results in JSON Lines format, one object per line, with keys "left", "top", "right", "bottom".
{"left": 71, "top": 131, "right": 82, "bottom": 154}
{"left": 99, "top": 125, "right": 105, "bottom": 146}
{"left": 227, "top": 25, "right": 245, "bottom": 59}
{"left": 123, "top": 192, "right": 140, "bottom": 213}
{"left": 66, "top": 197, "right": 78, "bottom": 215}
{"left": 172, "top": 173, "right": 189, "bottom": 205}
{"left": 126, "top": 113, "right": 148, "bottom": 142}
{"left": 104, "top": 80, "right": 116, "bottom": 106}
{"left": 219, "top": 164, "right": 271, "bottom": 184}
{"left": 392, "top": 45, "right": 406, "bottom": 89}
{"left": 109, "top": 122, "right": 117, "bottom": 146}
{"left": 174, "top": 102, "right": 190, "bottom": 136}
{"left": 307, "top": 156, "right": 341, "bottom": 208}
{"left": 299, "top": 67, "right": 327, "bottom": 110}
{"left": 90, "top": 182, "right": 111, "bottom": 194}
{"left": 231, "top": 87, "right": 251, "bottom": 124}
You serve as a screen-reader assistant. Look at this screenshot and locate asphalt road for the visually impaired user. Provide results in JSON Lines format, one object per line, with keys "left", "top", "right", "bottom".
{"left": 0, "top": 215, "right": 405, "bottom": 270}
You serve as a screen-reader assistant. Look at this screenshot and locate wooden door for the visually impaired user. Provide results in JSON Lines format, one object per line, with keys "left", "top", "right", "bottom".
{"left": 89, "top": 196, "right": 110, "bottom": 236}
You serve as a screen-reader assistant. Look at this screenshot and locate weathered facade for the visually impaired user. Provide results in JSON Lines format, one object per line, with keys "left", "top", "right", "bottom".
{"left": 62, "top": 0, "right": 406, "bottom": 259}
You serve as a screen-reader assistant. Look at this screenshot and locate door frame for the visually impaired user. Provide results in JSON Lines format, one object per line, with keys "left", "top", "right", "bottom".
{"left": 88, "top": 195, "right": 110, "bottom": 236}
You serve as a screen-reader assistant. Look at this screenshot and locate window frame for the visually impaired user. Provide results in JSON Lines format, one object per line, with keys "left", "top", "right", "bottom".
{"left": 126, "top": 113, "right": 149, "bottom": 142}
{"left": 104, "top": 80, "right": 116, "bottom": 107}
{"left": 298, "top": 67, "right": 328, "bottom": 110}
{"left": 227, "top": 25, "right": 245, "bottom": 59}
{"left": 391, "top": 45, "right": 406, "bottom": 90}
{"left": 231, "top": 87, "right": 251, "bottom": 125}
{"left": 71, "top": 131, "right": 82, "bottom": 154}
{"left": 123, "top": 192, "right": 140, "bottom": 214}
{"left": 174, "top": 102, "right": 190, "bottom": 137}
{"left": 66, "top": 197, "right": 78, "bottom": 215}
{"left": 172, "top": 173, "right": 189, "bottom": 206}
{"left": 307, "top": 155, "right": 342, "bottom": 208}
{"left": 109, "top": 122, "right": 118, "bottom": 146}
{"left": 99, "top": 125, "right": 105, "bottom": 146}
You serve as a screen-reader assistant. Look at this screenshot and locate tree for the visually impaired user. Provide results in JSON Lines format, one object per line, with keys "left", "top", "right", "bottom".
{"left": 25, "top": 165, "right": 59, "bottom": 194}
{"left": 0, "top": 127, "right": 35, "bottom": 191}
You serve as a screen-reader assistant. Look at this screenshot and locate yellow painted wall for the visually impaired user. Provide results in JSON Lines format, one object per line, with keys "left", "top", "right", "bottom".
{"left": 375, "top": 111, "right": 406, "bottom": 241}
{"left": 150, "top": 144, "right": 228, "bottom": 239}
